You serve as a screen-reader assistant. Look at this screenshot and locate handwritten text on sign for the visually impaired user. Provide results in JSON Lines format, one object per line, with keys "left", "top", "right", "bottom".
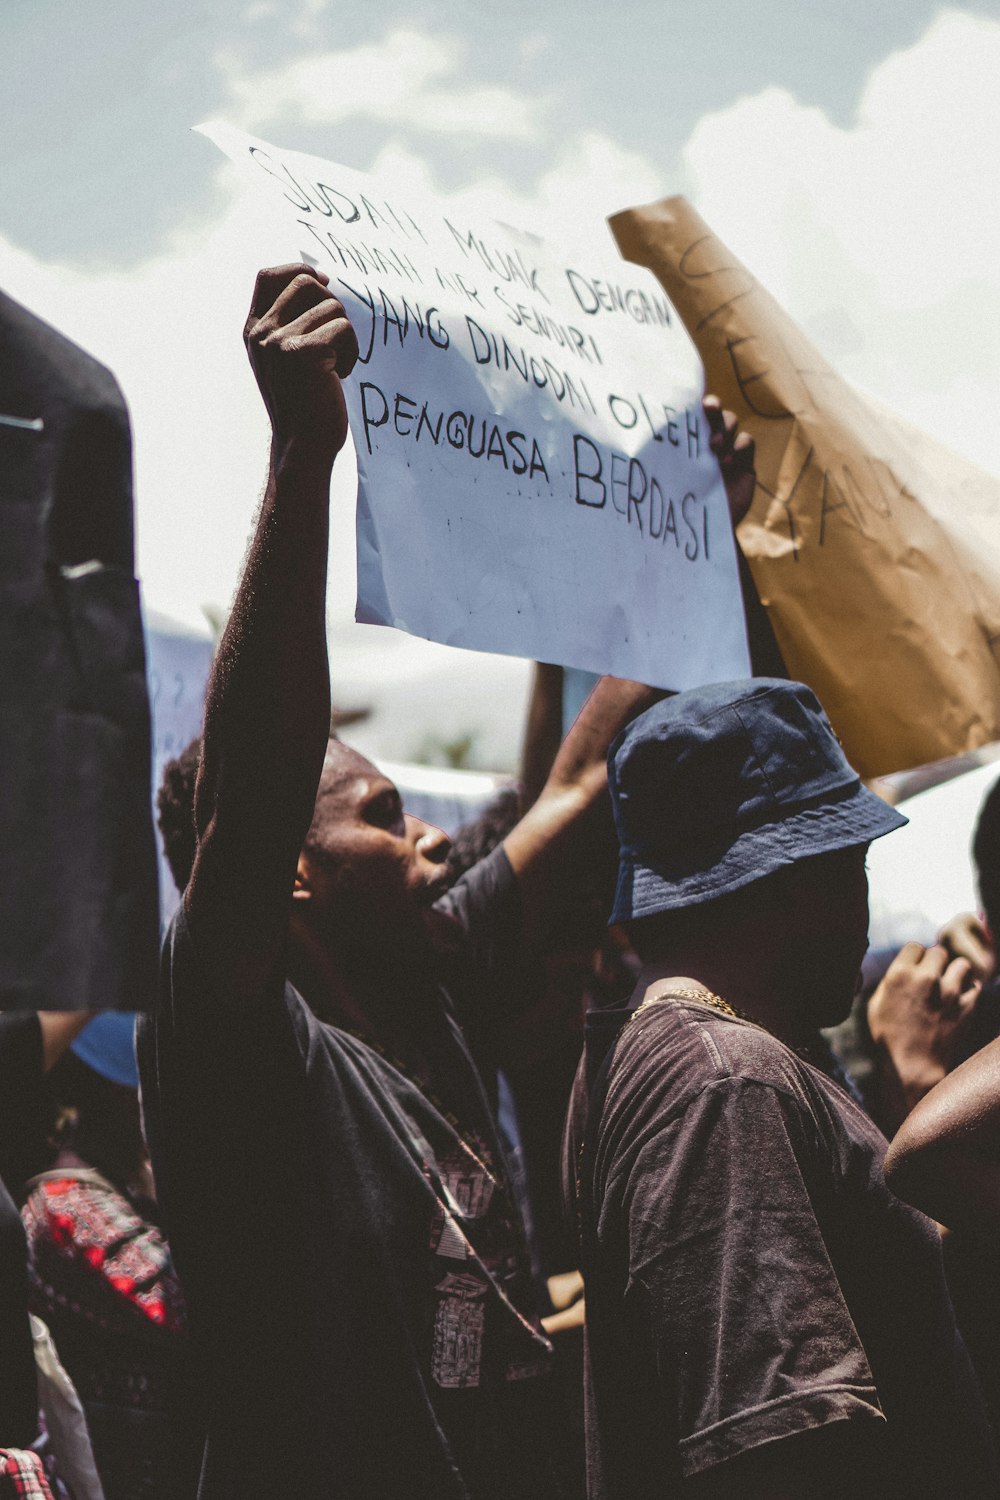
{"left": 200, "top": 123, "right": 750, "bottom": 689}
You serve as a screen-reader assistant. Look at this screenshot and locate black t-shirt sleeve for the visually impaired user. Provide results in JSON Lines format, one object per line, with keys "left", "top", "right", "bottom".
{"left": 434, "top": 845, "right": 522, "bottom": 980}
{"left": 431, "top": 846, "right": 530, "bottom": 1072}
{"left": 618, "top": 1075, "right": 884, "bottom": 1477}
{"left": 148, "top": 903, "right": 301, "bottom": 1043}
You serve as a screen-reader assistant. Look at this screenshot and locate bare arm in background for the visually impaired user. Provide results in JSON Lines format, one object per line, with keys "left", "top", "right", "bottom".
{"left": 886, "top": 1032, "right": 1000, "bottom": 1240}
{"left": 519, "top": 664, "right": 565, "bottom": 815}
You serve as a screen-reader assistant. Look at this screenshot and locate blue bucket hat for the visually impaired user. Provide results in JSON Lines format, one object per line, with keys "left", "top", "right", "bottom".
{"left": 71, "top": 1013, "right": 139, "bottom": 1089}
{"left": 608, "top": 678, "right": 907, "bottom": 924}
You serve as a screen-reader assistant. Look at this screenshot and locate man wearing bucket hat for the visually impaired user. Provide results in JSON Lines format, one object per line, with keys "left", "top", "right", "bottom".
{"left": 564, "top": 679, "right": 999, "bottom": 1499}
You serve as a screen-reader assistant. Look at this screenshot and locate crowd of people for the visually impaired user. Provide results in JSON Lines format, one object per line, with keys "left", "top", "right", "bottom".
{"left": 5, "top": 262, "right": 1000, "bottom": 1498}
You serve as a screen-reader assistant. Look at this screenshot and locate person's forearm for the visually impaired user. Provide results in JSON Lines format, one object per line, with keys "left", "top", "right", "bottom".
{"left": 519, "top": 663, "right": 565, "bottom": 813}
{"left": 180, "top": 267, "right": 356, "bottom": 944}
{"left": 888, "top": 1141, "right": 1000, "bottom": 1240}
{"left": 194, "top": 439, "right": 332, "bottom": 907}
{"left": 503, "top": 675, "right": 662, "bottom": 907}
{"left": 544, "top": 675, "right": 663, "bottom": 806}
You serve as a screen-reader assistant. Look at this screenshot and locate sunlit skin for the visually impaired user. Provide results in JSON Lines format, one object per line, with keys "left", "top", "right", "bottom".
{"left": 298, "top": 743, "right": 452, "bottom": 923}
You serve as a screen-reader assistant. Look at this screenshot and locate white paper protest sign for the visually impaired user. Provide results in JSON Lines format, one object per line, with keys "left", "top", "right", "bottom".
{"left": 199, "top": 123, "right": 750, "bottom": 689}
{"left": 143, "top": 610, "right": 213, "bottom": 929}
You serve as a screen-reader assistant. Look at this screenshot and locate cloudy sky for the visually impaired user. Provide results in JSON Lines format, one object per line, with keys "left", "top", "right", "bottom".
{"left": 4, "top": 1, "right": 1000, "bottom": 764}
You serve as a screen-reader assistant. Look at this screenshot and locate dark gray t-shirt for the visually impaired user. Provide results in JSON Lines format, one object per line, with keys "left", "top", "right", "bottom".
{"left": 564, "top": 996, "right": 999, "bottom": 1499}
{"left": 138, "top": 848, "right": 557, "bottom": 1500}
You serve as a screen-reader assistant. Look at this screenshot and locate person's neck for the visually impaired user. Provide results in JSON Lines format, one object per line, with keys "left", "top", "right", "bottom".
{"left": 632, "top": 954, "right": 819, "bottom": 1051}
{"left": 289, "top": 927, "right": 434, "bottom": 1053}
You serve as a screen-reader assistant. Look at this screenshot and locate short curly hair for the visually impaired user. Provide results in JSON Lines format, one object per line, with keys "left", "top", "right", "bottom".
{"left": 156, "top": 737, "right": 202, "bottom": 894}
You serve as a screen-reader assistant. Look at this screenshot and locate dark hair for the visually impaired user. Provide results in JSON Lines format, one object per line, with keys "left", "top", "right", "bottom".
{"left": 446, "top": 787, "right": 521, "bottom": 885}
{"left": 156, "top": 737, "right": 201, "bottom": 894}
{"left": 973, "top": 774, "right": 1000, "bottom": 935}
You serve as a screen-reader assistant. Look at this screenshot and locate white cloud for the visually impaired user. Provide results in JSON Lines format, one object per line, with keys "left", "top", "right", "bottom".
{"left": 222, "top": 28, "right": 542, "bottom": 142}
{"left": 0, "top": 162, "right": 538, "bottom": 766}
{"left": 681, "top": 9, "right": 1000, "bottom": 473}
{"left": 518, "top": 33, "right": 551, "bottom": 65}
{"left": 0, "top": 168, "right": 322, "bottom": 631}
{"left": 368, "top": 128, "right": 664, "bottom": 251}
{"left": 0, "top": 94, "right": 663, "bottom": 763}
{"left": 6, "top": 9, "right": 1000, "bottom": 765}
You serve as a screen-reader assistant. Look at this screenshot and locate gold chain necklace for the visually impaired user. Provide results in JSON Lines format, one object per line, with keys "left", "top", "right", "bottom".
{"left": 629, "top": 985, "right": 752, "bottom": 1025}
{"left": 575, "top": 986, "right": 768, "bottom": 1245}
{"left": 626, "top": 987, "right": 831, "bottom": 1074}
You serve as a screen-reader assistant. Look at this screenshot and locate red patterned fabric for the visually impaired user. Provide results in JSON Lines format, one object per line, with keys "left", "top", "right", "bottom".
{"left": 23, "top": 1173, "right": 184, "bottom": 1336}
{"left": 23, "top": 1170, "right": 197, "bottom": 1500}
{"left": 0, "top": 1450, "right": 55, "bottom": 1499}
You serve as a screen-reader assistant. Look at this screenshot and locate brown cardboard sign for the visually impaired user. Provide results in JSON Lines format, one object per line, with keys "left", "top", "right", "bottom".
{"left": 611, "top": 197, "right": 1000, "bottom": 778}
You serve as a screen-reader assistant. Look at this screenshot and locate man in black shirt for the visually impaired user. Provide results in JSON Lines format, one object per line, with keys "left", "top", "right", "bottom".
{"left": 564, "top": 680, "right": 999, "bottom": 1499}
{"left": 137, "top": 265, "right": 756, "bottom": 1499}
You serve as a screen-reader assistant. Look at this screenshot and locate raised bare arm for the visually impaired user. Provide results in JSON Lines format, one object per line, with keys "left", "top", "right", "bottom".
{"left": 519, "top": 663, "right": 565, "bottom": 814}
{"left": 187, "top": 266, "right": 358, "bottom": 987}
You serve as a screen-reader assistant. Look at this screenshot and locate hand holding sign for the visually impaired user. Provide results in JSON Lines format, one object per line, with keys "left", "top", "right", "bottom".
{"left": 704, "top": 396, "right": 756, "bottom": 527}
{"left": 201, "top": 123, "right": 751, "bottom": 692}
{"left": 612, "top": 196, "right": 1000, "bottom": 776}
{"left": 244, "top": 264, "right": 359, "bottom": 465}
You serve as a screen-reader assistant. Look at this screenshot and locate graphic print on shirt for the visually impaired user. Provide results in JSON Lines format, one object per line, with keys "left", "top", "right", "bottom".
{"left": 430, "top": 1149, "right": 493, "bottom": 1388}
{"left": 432, "top": 1268, "right": 488, "bottom": 1389}
{"left": 426, "top": 1144, "right": 550, "bottom": 1389}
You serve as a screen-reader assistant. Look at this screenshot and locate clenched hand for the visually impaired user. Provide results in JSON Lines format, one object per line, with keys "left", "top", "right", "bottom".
{"left": 244, "top": 264, "right": 359, "bottom": 466}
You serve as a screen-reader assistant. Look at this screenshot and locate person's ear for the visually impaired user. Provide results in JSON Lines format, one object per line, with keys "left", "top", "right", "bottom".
{"left": 292, "top": 853, "right": 313, "bottom": 904}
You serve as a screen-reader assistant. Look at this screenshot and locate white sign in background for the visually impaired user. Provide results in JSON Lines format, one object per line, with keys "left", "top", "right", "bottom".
{"left": 201, "top": 123, "right": 750, "bottom": 690}
{"left": 144, "top": 610, "right": 213, "bottom": 929}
